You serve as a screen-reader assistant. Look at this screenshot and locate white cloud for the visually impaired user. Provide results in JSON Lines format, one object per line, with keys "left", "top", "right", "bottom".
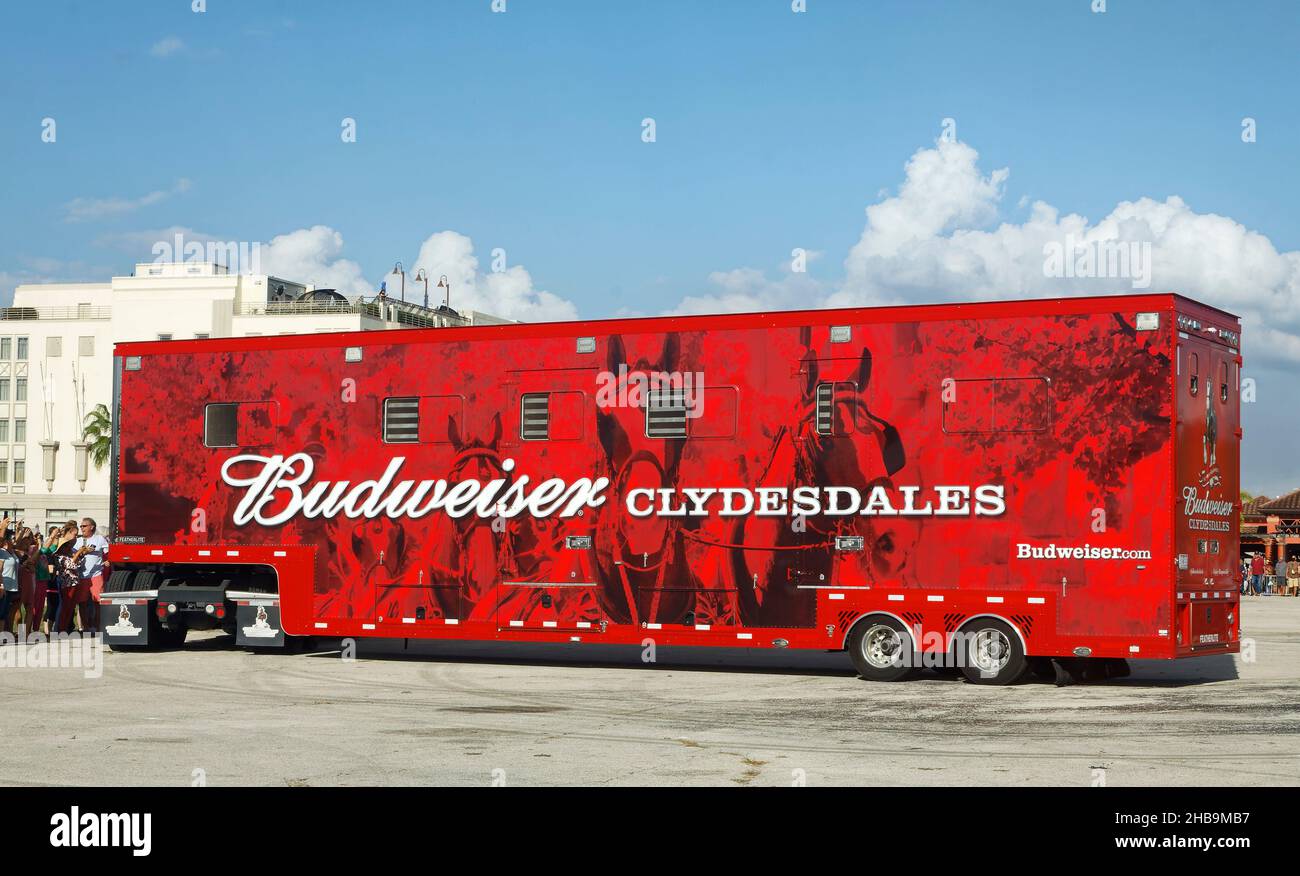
{"left": 403, "top": 230, "right": 576, "bottom": 321}
{"left": 150, "top": 36, "right": 185, "bottom": 58}
{"left": 258, "top": 226, "right": 370, "bottom": 295}
{"left": 255, "top": 226, "right": 575, "bottom": 321}
{"left": 666, "top": 137, "right": 1300, "bottom": 369}
{"left": 667, "top": 266, "right": 826, "bottom": 316}
{"left": 65, "top": 178, "right": 192, "bottom": 223}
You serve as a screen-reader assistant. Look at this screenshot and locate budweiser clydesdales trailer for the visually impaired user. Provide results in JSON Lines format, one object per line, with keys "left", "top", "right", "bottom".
{"left": 100, "top": 292, "right": 1242, "bottom": 685}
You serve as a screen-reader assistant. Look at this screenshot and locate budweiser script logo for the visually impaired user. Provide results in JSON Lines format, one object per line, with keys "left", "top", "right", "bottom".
{"left": 1181, "top": 486, "right": 1234, "bottom": 518}
{"left": 220, "top": 453, "right": 1006, "bottom": 527}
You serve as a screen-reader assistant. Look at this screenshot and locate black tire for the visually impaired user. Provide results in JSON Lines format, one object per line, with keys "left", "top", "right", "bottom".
{"left": 958, "top": 618, "right": 1029, "bottom": 686}
{"left": 847, "top": 614, "right": 920, "bottom": 682}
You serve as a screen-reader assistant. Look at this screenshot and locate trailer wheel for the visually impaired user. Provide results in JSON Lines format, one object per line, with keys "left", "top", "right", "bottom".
{"left": 958, "top": 619, "right": 1028, "bottom": 685}
{"left": 847, "top": 615, "right": 919, "bottom": 682}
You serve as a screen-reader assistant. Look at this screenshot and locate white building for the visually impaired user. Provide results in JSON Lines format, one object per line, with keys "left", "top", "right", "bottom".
{"left": 1, "top": 262, "right": 507, "bottom": 535}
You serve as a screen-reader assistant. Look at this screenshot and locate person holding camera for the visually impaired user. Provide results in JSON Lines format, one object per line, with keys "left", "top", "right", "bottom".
{"left": 72, "top": 518, "right": 110, "bottom": 634}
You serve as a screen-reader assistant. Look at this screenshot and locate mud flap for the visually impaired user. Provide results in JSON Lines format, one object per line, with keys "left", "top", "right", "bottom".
{"left": 101, "top": 599, "right": 152, "bottom": 648}
{"left": 235, "top": 600, "right": 285, "bottom": 648}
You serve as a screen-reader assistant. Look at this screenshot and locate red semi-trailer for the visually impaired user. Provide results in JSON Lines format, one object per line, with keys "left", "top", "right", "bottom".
{"left": 100, "top": 292, "right": 1242, "bottom": 685}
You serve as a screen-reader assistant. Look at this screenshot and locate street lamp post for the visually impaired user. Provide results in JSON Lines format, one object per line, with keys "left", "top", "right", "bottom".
{"left": 413, "top": 269, "right": 429, "bottom": 309}
{"left": 437, "top": 274, "right": 450, "bottom": 309}
{"left": 393, "top": 262, "right": 406, "bottom": 303}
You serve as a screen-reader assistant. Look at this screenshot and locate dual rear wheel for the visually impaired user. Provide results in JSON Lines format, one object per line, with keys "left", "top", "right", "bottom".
{"left": 847, "top": 615, "right": 1028, "bottom": 685}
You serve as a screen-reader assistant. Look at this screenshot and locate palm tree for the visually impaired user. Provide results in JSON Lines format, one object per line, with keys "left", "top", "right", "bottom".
{"left": 83, "top": 403, "right": 112, "bottom": 470}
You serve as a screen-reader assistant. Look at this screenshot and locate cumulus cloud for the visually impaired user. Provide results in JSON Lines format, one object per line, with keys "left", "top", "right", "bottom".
{"left": 258, "top": 225, "right": 371, "bottom": 295}
{"left": 400, "top": 230, "right": 576, "bottom": 321}
{"left": 671, "top": 137, "right": 1300, "bottom": 368}
{"left": 255, "top": 226, "right": 576, "bottom": 321}
{"left": 65, "top": 178, "right": 192, "bottom": 223}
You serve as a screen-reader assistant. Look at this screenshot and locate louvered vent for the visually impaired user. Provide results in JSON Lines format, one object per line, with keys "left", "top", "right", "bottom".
{"left": 383, "top": 397, "right": 420, "bottom": 443}
{"left": 645, "top": 388, "right": 688, "bottom": 438}
{"left": 520, "top": 393, "right": 550, "bottom": 440}
{"left": 814, "top": 382, "right": 834, "bottom": 435}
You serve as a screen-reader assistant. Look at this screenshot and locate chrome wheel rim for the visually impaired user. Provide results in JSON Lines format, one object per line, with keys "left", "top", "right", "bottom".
{"left": 861, "top": 624, "right": 903, "bottom": 669}
{"left": 970, "top": 629, "right": 1011, "bottom": 675}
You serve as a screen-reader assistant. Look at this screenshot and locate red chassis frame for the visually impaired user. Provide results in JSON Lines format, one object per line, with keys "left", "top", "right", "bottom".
{"left": 108, "top": 292, "right": 1242, "bottom": 665}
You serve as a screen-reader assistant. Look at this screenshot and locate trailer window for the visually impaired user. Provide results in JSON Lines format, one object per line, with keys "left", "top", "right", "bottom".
{"left": 1189, "top": 352, "right": 1199, "bottom": 396}
{"left": 942, "top": 377, "right": 1050, "bottom": 434}
{"left": 520, "top": 393, "right": 550, "bottom": 440}
{"left": 814, "top": 382, "right": 856, "bottom": 436}
{"left": 646, "top": 387, "right": 688, "bottom": 438}
{"left": 519, "top": 392, "right": 583, "bottom": 441}
{"left": 418, "top": 395, "right": 464, "bottom": 444}
{"left": 204, "top": 402, "right": 277, "bottom": 448}
{"left": 688, "top": 386, "right": 737, "bottom": 439}
{"left": 383, "top": 397, "right": 419, "bottom": 443}
{"left": 383, "top": 395, "right": 466, "bottom": 444}
{"left": 1220, "top": 362, "right": 1228, "bottom": 403}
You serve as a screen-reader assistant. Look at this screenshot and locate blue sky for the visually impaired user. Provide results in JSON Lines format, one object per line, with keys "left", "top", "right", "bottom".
{"left": 1, "top": 0, "right": 1298, "bottom": 492}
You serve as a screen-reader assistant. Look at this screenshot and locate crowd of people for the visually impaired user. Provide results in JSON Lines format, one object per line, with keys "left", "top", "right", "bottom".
{"left": 1243, "top": 552, "right": 1300, "bottom": 596}
{"left": 0, "top": 516, "right": 111, "bottom": 636}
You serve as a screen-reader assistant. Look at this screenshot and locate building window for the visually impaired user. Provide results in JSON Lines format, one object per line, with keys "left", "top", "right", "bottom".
{"left": 78, "top": 336, "right": 95, "bottom": 357}
{"left": 0, "top": 380, "right": 9, "bottom": 402}
{"left": 13, "top": 419, "right": 25, "bottom": 442}
{"left": 15, "top": 379, "right": 26, "bottom": 403}
{"left": 157, "top": 333, "right": 173, "bottom": 342}
{"left": 0, "top": 460, "right": 7, "bottom": 483}
{"left": 0, "top": 338, "right": 10, "bottom": 360}
{"left": 13, "top": 460, "right": 24, "bottom": 485}
{"left": 47, "top": 337, "right": 62, "bottom": 358}
{"left": 195, "top": 333, "right": 210, "bottom": 340}
{"left": 16, "top": 338, "right": 27, "bottom": 360}
{"left": 0, "top": 421, "right": 8, "bottom": 442}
